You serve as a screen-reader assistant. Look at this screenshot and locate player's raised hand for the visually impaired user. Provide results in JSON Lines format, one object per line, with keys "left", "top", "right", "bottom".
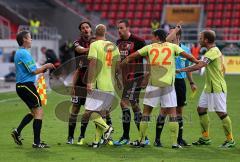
{"left": 176, "top": 21, "right": 183, "bottom": 29}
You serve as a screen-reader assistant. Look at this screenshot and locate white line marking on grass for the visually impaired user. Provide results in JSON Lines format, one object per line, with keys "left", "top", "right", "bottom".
{"left": 0, "top": 97, "right": 19, "bottom": 103}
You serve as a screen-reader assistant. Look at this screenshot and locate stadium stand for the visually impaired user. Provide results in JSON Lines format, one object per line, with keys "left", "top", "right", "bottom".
{"left": 76, "top": 0, "right": 240, "bottom": 41}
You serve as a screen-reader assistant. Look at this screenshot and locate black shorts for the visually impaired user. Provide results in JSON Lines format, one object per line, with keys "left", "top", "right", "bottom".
{"left": 122, "top": 80, "right": 142, "bottom": 103}
{"left": 71, "top": 96, "right": 86, "bottom": 106}
{"left": 71, "top": 68, "right": 87, "bottom": 106}
{"left": 174, "top": 78, "right": 186, "bottom": 107}
{"left": 16, "top": 82, "right": 42, "bottom": 109}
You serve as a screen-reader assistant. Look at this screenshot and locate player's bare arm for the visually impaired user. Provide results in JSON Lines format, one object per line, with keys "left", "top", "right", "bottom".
{"left": 178, "top": 60, "right": 207, "bottom": 73}
{"left": 75, "top": 45, "right": 89, "bottom": 54}
{"left": 166, "top": 21, "right": 182, "bottom": 42}
{"left": 121, "top": 51, "right": 141, "bottom": 66}
{"left": 87, "top": 58, "right": 97, "bottom": 93}
{"left": 33, "top": 63, "right": 55, "bottom": 75}
{"left": 180, "top": 51, "right": 199, "bottom": 64}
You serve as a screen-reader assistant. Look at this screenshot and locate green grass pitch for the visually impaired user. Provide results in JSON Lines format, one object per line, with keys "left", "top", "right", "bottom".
{"left": 0, "top": 74, "right": 240, "bottom": 162}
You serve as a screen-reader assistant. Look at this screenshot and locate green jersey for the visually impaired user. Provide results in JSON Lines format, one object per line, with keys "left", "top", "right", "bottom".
{"left": 203, "top": 47, "right": 227, "bottom": 93}
{"left": 88, "top": 40, "right": 120, "bottom": 92}
{"left": 138, "top": 42, "right": 183, "bottom": 87}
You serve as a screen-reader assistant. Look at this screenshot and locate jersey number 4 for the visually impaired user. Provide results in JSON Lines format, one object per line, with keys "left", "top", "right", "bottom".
{"left": 150, "top": 48, "right": 171, "bottom": 65}
{"left": 106, "top": 50, "right": 112, "bottom": 66}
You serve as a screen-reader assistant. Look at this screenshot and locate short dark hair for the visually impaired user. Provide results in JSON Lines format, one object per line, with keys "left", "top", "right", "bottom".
{"left": 16, "top": 30, "right": 30, "bottom": 46}
{"left": 153, "top": 29, "right": 167, "bottom": 42}
{"left": 202, "top": 30, "right": 215, "bottom": 43}
{"left": 118, "top": 19, "right": 130, "bottom": 27}
{"left": 78, "top": 21, "right": 92, "bottom": 31}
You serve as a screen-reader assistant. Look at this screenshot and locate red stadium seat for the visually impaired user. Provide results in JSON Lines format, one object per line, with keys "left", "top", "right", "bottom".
{"left": 233, "top": 11, "right": 240, "bottom": 18}
{"left": 145, "top": 4, "right": 153, "bottom": 11}
{"left": 146, "top": 0, "right": 155, "bottom": 3}
{"left": 136, "top": 4, "right": 144, "bottom": 11}
{"left": 232, "top": 19, "right": 240, "bottom": 26}
{"left": 135, "top": 12, "right": 143, "bottom": 18}
{"left": 155, "top": 0, "right": 163, "bottom": 3}
{"left": 225, "top": 11, "right": 232, "bottom": 18}
{"left": 235, "top": 4, "right": 240, "bottom": 10}
{"left": 126, "top": 12, "right": 134, "bottom": 19}
{"left": 101, "top": 4, "right": 108, "bottom": 11}
{"left": 121, "top": 0, "right": 128, "bottom": 3}
{"left": 207, "top": 11, "right": 214, "bottom": 18}
{"left": 128, "top": 4, "right": 135, "bottom": 11}
{"left": 226, "top": 4, "right": 233, "bottom": 10}
{"left": 101, "top": 11, "right": 107, "bottom": 18}
{"left": 206, "top": 4, "right": 214, "bottom": 11}
{"left": 223, "top": 19, "right": 231, "bottom": 27}
{"left": 92, "top": 0, "right": 101, "bottom": 3}
{"left": 85, "top": 4, "right": 93, "bottom": 11}
{"left": 102, "top": 0, "right": 111, "bottom": 3}
{"left": 110, "top": 4, "right": 118, "bottom": 11}
{"left": 129, "top": 0, "right": 137, "bottom": 3}
{"left": 216, "top": 4, "right": 223, "bottom": 11}
{"left": 119, "top": 4, "right": 127, "bottom": 11}
{"left": 144, "top": 11, "right": 152, "bottom": 18}
{"left": 117, "top": 12, "right": 126, "bottom": 19}
{"left": 133, "top": 19, "right": 141, "bottom": 27}
{"left": 216, "top": 11, "right": 222, "bottom": 18}
{"left": 213, "top": 19, "right": 221, "bottom": 27}
{"left": 108, "top": 12, "right": 116, "bottom": 19}
{"left": 206, "top": 19, "right": 212, "bottom": 27}
{"left": 93, "top": 4, "right": 101, "bottom": 11}
{"left": 142, "top": 19, "right": 151, "bottom": 27}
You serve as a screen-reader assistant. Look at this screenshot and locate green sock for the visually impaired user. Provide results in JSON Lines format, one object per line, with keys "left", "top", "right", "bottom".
{"left": 94, "top": 125, "right": 103, "bottom": 143}
{"left": 91, "top": 112, "right": 109, "bottom": 132}
{"left": 169, "top": 121, "right": 179, "bottom": 145}
{"left": 199, "top": 113, "right": 210, "bottom": 139}
{"left": 222, "top": 116, "right": 233, "bottom": 141}
{"left": 139, "top": 121, "right": 149, "bottom": 142}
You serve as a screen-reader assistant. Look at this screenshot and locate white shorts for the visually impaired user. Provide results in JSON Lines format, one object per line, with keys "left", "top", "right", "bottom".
{"left": 143, "top": 85, "right": 177, "bottom": 108}
{"left": 198, "top": 92, "right": 227, "bottom": 112}
{"left": 84, "top": 89, "right": 115, "bottom": 112}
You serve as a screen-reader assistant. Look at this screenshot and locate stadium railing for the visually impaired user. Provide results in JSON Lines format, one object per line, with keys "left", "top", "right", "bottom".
{"left": 18, "top": 25, "right": 60, "bottom": 40}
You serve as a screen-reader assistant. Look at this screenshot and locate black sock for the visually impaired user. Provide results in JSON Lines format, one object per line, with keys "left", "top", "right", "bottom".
{"left": 33, "top": 119, "right": 42, "bottom": 144}
{"left": 155, "top": 115, "right": 166, "bottom": 141}
{"left": 134, "top": 111, "right": 142, "bottom": 131}
{"left": 122, "top": 108, "right": 131, "bottom": 139}
{"left": 177, "top": 116, "right": 183, "bottom": 141}
{"left": 80, "top": 122, "right": 88, "bottom": 138}
{"left": 17, "top": 113, "right": 33, "bottom": 134}
{"left": 106, "top": 116, "right": 112, "bottom": 126}
{"left": 68, "top": 113, "right": 77, "bottom": 138}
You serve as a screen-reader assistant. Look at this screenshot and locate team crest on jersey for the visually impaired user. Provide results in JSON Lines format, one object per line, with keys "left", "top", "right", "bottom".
{"left": 118, "top": 41, "right": 134, "bottom": 59}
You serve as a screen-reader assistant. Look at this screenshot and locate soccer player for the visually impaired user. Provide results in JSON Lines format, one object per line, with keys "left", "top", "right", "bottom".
{"left": 114, "top": 19, "right": 149, "bottom": 146}
{"left": 84, "top": 24, "right": 120, "bottom": 148}
{"left": 177, "top": 30, "right": 235, "bottom": 148}
{"left": 121, "top": 28, "right": 198, "bottom": 148}
{"left": 154, "top": 26, "right": 197, "bottom": 147}
{"left": 11, "top": 30, "right": 55, "bottom": 148}
{"left": 67, "top": 21, "right": 93, "bottom": 145}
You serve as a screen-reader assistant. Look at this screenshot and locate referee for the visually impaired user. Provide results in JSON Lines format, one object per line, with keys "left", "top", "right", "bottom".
{"left": 11, "top": 30, "right": 55, "bottom": 148}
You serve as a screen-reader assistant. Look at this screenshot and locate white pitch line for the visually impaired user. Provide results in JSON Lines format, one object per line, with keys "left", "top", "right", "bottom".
{"left": 0, "top": 97, "right": 19, "bottom": 103}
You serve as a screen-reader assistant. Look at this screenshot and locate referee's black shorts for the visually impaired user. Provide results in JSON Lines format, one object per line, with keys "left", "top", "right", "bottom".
{"left": 174, "top": 78, "right": 187, "bottom": 107}
{"left": 16, "top": 82, "right": 42, "bottom": 109}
